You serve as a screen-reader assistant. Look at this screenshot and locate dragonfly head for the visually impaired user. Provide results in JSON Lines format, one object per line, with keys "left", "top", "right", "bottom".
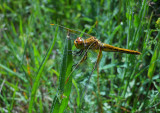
{"left": 74, "top": 37, "right": 85, "bottom": 49}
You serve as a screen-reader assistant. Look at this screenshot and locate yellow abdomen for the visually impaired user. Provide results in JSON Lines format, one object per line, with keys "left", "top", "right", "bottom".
{"left": 101, "top": 43, "right": 141, "bottom": 55}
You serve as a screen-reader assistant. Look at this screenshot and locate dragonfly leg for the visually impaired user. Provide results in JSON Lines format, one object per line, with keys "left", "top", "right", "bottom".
{"left": 96, "top": 49, "right": 103, "bottom": 113}
{"left": 68, "top": 49, "right": 84, "bottom": 56}
{"left": 80, "top": 50, "right": 87, "bottom": 63}
{"left": 96, "top": 49, "right": 102, "bottom": 91}
{"left": 74, "top": 49, "right": 84, "bottom": 56}
{"left": 97, "top": 49, "right": 102, "bottom": 66}
{"left": 72, "top": 50, "right": 87, "bottom": 67}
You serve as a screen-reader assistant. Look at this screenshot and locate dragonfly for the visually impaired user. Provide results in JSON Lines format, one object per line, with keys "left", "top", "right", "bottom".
{"left": 50, "top": 24, "right": 141, "bottom": 83}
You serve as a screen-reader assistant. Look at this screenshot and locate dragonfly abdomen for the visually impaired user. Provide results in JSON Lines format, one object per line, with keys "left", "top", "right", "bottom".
{"left": 100, "top": 43, "right": 141, "bottom": 55}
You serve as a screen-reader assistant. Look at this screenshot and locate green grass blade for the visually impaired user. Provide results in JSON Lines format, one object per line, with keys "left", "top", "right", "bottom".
{"left": 72, "top": 79, "right": 80, "bottom": 107}
{"left": 59, "top": 38, "right": 69, "bottom": 94}
{"left": 9, "top": 81, "right": 19, "bottom": 112}
{"left": 59, "top": 35, "right": 73, "bottom": 113}
{"left": 28, "top": 26, "right": 58, "bottom": 113}
{"left": 50, "top": 39, "right": 68, "bottom": 112}
{"left": 148, "top": 33, "right": 160, "bottom": 79}
{"left": 0, "top": 63, "right": 27, "bottom": 82}
{"left": 50, "top": 95, "right": 61, "bottom": 113}
{"left": 50, "top": 31, "right": 73, "bottom": 113}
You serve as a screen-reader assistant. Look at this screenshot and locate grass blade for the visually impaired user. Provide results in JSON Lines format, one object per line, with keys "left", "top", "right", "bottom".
{"left": 50, "top": 31, "right": 73, "bottom": 113}
{"left": 148, "top": 33, "right": 160, "bottom": 79}
{"left": 59, "top": 34, "right": 73, "bottom": 113}
{"left": 0, "top": 63, "right": 27, "bottom": 82}
{"left": 28, "top": 26, "right": 58, "bottom": 113}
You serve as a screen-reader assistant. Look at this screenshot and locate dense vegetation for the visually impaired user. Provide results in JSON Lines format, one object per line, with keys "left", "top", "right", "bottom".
{"left": 0, "top": 0, "right": 160, "bottom": 112}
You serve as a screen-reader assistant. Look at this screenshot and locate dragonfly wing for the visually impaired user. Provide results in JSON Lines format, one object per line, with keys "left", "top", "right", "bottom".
{"left": 51, "top": 24, "right": 101, "bottom": 84}
{"left": 51, "top": 24, "right": 93, "bottom": 40}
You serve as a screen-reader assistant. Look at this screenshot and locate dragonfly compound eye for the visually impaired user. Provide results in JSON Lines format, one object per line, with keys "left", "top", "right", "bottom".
{"left": 74, "top": 37, "right": 85, "bottom": 49}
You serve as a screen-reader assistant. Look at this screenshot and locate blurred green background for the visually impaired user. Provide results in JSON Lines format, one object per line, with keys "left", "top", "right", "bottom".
{"left": 0, "top": 0, "right": 160, "bottom": 112}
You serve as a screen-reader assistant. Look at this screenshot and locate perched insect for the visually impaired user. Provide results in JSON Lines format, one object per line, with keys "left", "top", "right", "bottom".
{"left": 74, "top": 36, "right": 141, "bottom": 54}
{"left": 50, "top": 24, "right": 141, "bottom": 83}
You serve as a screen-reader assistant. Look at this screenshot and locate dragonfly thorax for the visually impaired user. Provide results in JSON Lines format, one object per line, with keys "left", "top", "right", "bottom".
{"left": 74, "top": 36, "right": 100, "bottom": 50}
